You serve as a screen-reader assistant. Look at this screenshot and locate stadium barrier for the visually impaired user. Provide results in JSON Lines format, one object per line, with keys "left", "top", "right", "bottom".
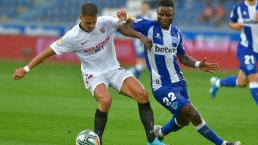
{"left": 0, "top": 31, "right": 239, "bottom": 69}
{"left": 182, "top": 31, "right": 239, "bottom": 69}
{"left": 0, "top": 35, "right": 136, "bottom": 65}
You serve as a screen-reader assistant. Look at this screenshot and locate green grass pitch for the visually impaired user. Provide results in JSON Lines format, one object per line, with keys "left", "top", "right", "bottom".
{"left": 0, "top": 60, "right": 257, "bottom": 145}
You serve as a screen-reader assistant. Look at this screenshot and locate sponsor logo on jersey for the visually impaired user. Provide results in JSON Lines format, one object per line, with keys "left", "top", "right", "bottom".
{"left": 84, "top": 36, "right": 110, "bottom": 54}
{"left": 154, "top": 45, "right": 177, "bottom": 54}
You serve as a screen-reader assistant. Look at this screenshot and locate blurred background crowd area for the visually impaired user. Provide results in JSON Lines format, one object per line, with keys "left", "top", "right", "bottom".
{"left": 0, "top": 0, "right": 244, "bottom": 69}
{"left": 0, "top": 0, "right": 243, "bottom": 36}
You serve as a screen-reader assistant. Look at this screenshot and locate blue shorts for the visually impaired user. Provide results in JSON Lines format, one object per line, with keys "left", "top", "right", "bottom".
{"left": 237, "top": 45, "right": 258, "bottom": 76}
{"left": 153, "top": 81, "right": 190, "bottom": 117}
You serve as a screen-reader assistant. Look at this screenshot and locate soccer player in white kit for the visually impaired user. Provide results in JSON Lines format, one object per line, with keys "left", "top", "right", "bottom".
{"left": 12, "top": 3, "right": 165, "bottom": 145}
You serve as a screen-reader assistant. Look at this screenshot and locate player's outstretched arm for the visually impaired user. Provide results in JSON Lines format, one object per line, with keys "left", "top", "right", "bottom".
{"left": 229, "top": 22, "right": 243, "bottom": 31}
{"left": 12, "top": 47, "right": 56, "bottom": 80}
{"left": 198, "top": 57, "right": 220, "bottom": 73}
{"left": 117, "top": 24, "right": 152, "bottom": 49}
{"left": 178, "top": 54, "right": 220, "bottom": 73}
{"left": 116, "top": 8, "right": 152, "bottom": 49}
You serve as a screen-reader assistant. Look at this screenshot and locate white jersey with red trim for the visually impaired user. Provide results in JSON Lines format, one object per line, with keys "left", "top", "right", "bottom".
{"left": 50, "top": 16, "right": 120, "bottom": 75}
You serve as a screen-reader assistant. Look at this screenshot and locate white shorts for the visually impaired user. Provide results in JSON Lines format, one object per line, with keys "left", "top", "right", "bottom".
{"left": 83, "top": 68, "right": 134, "bottom": 96}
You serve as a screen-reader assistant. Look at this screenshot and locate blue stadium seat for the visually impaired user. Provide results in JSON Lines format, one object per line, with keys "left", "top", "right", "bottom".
{"left": 0, "top": 0, "right": 234, "bottom": 27}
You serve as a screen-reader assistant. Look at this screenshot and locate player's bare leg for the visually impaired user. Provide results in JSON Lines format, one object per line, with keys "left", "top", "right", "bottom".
{"left": 248, "top": 73, "right": 258, "bottom": 104}
{"left": 237, "top": 70, "right": 249, "bottom": 87}
{"left": 210, "top": 70, "right": 248, "bottom": 98}
{"left": 120, "top": 77, "right": 159, "bottom": 144}
{"left": 94, "top": 84, "right": 112, "bottom": 144}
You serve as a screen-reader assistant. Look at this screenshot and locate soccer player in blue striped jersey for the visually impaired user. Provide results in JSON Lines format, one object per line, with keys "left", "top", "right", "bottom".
{"left": 210, "top": 0, "right": 258, "bottom": 105}
{"left": 118, "top": 0, "right": 241, "bottom": 145}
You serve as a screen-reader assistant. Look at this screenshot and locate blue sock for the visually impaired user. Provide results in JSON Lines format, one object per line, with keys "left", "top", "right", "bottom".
{"left": 196, "top": 122, "right": 224, "bottom": 145}
{"left": 220, "top": 75, "right": 237, "bottom": 87}
{"left": 161, "top": 118, "right": 182, "bottom": 135}
{"left": 250, "top": 82, "right": 258, "bottom": 105}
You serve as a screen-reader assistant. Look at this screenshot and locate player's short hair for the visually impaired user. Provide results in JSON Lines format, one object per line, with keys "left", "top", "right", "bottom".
{"left": 141, "top": 0, "right": 148, "bottom": 5}
{"left": 81, "top": 3, "right": 98, "bottom": 16}
{"left": 157, "top": 0, "right": 174, "bottom": 8}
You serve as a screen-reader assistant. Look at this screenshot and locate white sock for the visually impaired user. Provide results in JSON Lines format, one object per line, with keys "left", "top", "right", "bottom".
{"left": 215, "top": 79, "right": 221, "bottom": 88}
{"left": 158, "top": 130, "right": 164, "bottom": 137}
{"left": 221, "top": 141, "right": 227, "bottom": 145}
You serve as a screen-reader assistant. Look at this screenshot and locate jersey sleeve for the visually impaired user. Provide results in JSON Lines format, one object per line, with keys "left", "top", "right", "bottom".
{"left": 177, "top": 32, "right": 186, "bottom": 56}
{"left": 101, "top": 16, "right": 120, "bottom": 32}
{"left": 230, "top": 5, "right": 239, "bottom": 23}
{"left": 132, "top": 18, "right": 154, "bottom": 36}
{"left": 50, "top": 31, "right": 76, "bottom": 55}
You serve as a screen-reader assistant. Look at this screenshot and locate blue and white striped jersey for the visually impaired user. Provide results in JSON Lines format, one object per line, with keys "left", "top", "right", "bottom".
{"left": 230, "top": 0, "right": 258, "bottom": 52}
{"left": 133, "top": 14, "right": 152, "bottom": 57}
{"left": 133, "top": 19, "right": 185, "bottom": 90}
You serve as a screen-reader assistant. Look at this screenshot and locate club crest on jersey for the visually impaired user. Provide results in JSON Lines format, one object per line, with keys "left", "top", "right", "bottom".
{"left": 172, "top": 37, "right": 178, "bottom": 44}
{"left": 172, "top": 37, "right": 179, "bottom": 46}
{"left": 56, "top": 38, "right": 64, "bottom": 46}
{"left": 100, "top": 27, "right": 105, "bottom": 33}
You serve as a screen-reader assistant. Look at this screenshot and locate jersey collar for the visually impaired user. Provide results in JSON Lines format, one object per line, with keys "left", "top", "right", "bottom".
{"left": 160, "top": 24, "right": 172, "bottom": 32}
{"left": 79, "top": 23, "right": 91, "bottom": 33}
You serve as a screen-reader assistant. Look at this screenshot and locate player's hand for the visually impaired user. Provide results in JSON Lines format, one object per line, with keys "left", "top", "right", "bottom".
{"left": 12, "top": 68, "right": 27, "bottom": 80}
{"left": 117, "top": 9, "right": 135, "bottom": 23}
{"left": 117, "top": 8, "right": 127, "bottom": 22}
{"left": 140, "top": 36, "right": 153, "bottom": 50}
{"left": 199, "top": 57, "right": 220, "bottom": 73}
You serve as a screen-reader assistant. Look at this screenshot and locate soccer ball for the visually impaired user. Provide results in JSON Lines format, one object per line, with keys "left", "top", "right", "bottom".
{"left": 76, "top": 130, "right": 100, "bottom": 145}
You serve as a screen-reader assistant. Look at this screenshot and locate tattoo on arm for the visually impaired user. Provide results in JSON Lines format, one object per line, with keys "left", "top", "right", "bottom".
{"left": 177, "top": 54, "right": 197, "bottom": 68}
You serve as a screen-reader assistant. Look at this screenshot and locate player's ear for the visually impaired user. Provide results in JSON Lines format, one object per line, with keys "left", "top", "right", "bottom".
{"left": 172, "top": 9, "right": 175, "bottom": 15}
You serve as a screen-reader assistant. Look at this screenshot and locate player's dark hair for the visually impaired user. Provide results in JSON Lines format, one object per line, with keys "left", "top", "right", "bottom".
{"left": 157, "top": 0, "right": 174, "bottom": 8}
{"left": 81, "top": 3, "right": 98, "bottom": 16}
{"left": 142, "top": 0, "right": 148, "bottom": 5}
